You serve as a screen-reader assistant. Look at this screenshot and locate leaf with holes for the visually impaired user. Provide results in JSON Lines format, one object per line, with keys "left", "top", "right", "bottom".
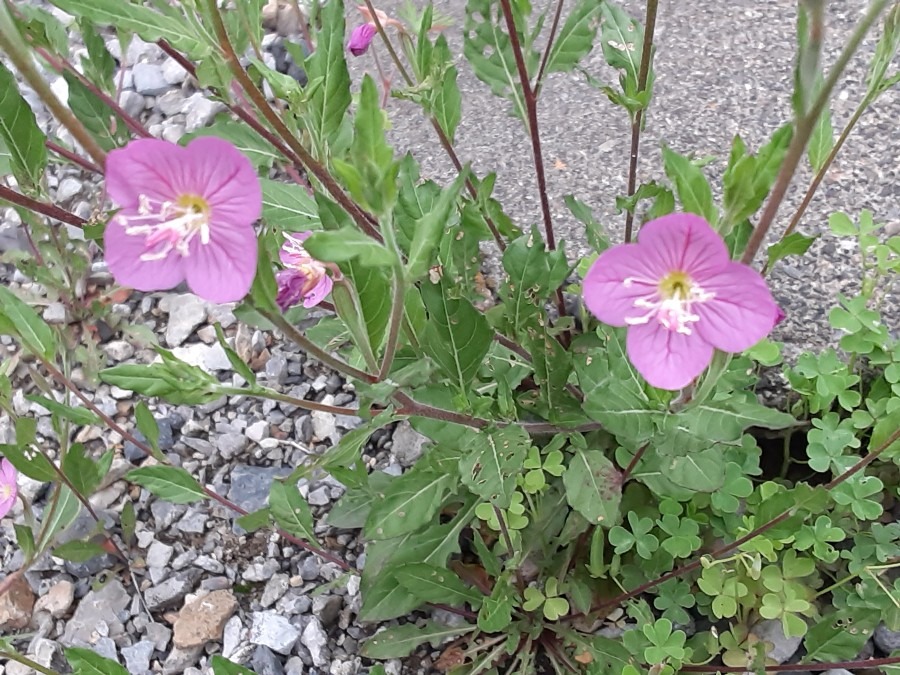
{"left": 563, "top": 449, "right": 622, "bottom": 527}
{"left": 269, "top": 480, "right": 317, "bottom": 543}
{"left": 459, "top": 426, "right": 529, "bottom": 509}
{"left": 801, "top": 609, "right": 879, "bottom": 663}
{"left": 362, "top": 621, "right": 475, "bottom": 659}
{"left": 395, "top": 563, "right": 483, "bottom": 607}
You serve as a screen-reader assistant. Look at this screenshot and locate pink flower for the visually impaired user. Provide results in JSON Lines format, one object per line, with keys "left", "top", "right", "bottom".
{"left": 275, "top": 232, "right": 333, "bottom": 310}
{"left": 104, "top": 137, "right": 261, "bottom": 304}
{"left": 348, "top": 23, "right": 377, "bottom": 56}
{"left": 583, "top": 213, "right": 781, "bottom": 391}
{"left": 0, "top": 459, "right": 18, "bottom": 518}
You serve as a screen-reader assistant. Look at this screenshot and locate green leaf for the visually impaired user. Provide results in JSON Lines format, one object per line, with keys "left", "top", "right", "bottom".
{"left": 366, "top": 470, "right": 452, "bottom": 539}
{"left": 0, "top": 61, "right": 47, "bottom": 192}
{"left": 304, "top": 0, "right": 351, "bottom": 147}
{"left": 210, "top": 655, "right": 256, "bottom": 675}
{"left": 66, "top": 646, "right": 129, "bottom": 675}
{"left": 598, "top": 3, "right": 642, "bottom": 93}
{"left": 100, "top": 362, "right": 220, "bottom": 405}
{"left": 260, "top": 179, "right": 320, "bottom": 231}
{"left": 14, "top": 5, "right": 70, "bottom": 55}
{"left": 545, "top": 0, "right": 602, "bottom": 74}
{"left": 866, "top": 3, "right": 900, "bottom": 96}
{"left": 432, "top": 45, "right": 462, "bottom": 143}
{"left": 801, "top": 609, "right": 879, "bottom": 663}
{"left": 407, "top": 168, "right": 469, "bottom": 282}
{"left": 183, "top": 120, "right": 278, "bottom": 169}
{"left": 134, "top": 402, "right": 161, "bottom": 456}
{"left": 563, "top": 449, "right": 622, "bottom": 527}
{"left": 0, "top": 286, "right": 57, "bottom": 360}
{"left": 214, "top": 323, "right": 256, "bottom": 386}
{"left": 79, "top": 19, "right": 117, "bottom": 92}
{"left": 14, "top": 524, "right": 36, "bottom": 561}
{"left": 767, "top": 232, "right": 818, "bottom": 268}
{"left": 62, "top": 444, "right": 111, "bottom": 496}
{"left": 344, "top": 74, "right": 397, "bottom": 214}
{"left": 477, "top": 580, "right": 513, "bottom": 632}
{"left": 420, "top": 279, "right": 493, "bottom": 391}
{"left": 269, "top": 480, "right": 317, "bottom": 542}
{"left": 38, "top": 484, "right": 82, "bottom": 549}
{"left": 459, "top": 426, "right": 529, "bottom": 509}
{"left": 63, "top": 72, "right": 129, "bottom": 151}
{"left": 304, "top": 228, "right": 394, "bottom": 267}
{"left": 127, "top": 466, "right": 208, "bottom": 504}
{"left": 807, "top": 104, "right": 834, "bottom": 172}
{"left": 362, "top": 621, "right": 475, "bottom": 659}
{"left": 53, "top": 539, "right": 109, "bottom": 563}
{"left": 394, "top": 563, "right": 483, "bottom": 606}
{"left": 49, "top": 0, "right": 208, "bottom": 56}
{"left": 464, "top": 0, "right": 532, "bottom": 122}
{"left": 666, "top": 448, "right": 725, "bottom": 492}
{"left": 25, "top": 394, "right": 100, "bottom": 426}
{"left": 1, "top": 439, "right": 57, "bottom": 482}
{"left": 661, "top": 146, "right": 717, "bottom": 224}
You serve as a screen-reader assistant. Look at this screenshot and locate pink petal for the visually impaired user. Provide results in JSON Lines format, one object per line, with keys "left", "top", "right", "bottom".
{"left": 583, "top": 244, "right": 664, "bottom": 326}
{"left": 103, "top": 216, "right": 187, "bottom": 292}
{"left": 626, "top": 322, "right": 713, "bottom": 390}
{"left": 184, "top": 137, "right": 262, "bottom": 226}
{"left": 693, "top": 262, "right": 780, "bottom": 352}
{"left": 184, "top": 226, "right": 258, "bottom": 303}
{"left": 348, "top": 23, "right": 376, "bottom": 56}
{"left": 637, "top": 213, "right": 730, "bottom": 280}
{"left": 303, "top": 274, "right": 333, "bottom": 308}
{"left": 105, "top": 139, "right": 187, "bottom": 207}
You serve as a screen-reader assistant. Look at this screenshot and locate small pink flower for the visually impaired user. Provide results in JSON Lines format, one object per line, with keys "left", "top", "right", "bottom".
{"left": 348, "top": 23, "right": 377, "bottom": 56}
{"left": 0, "top": 459, "right": 18, "bottom": 518}
{"left": 583, "top": 213, "right": 781, "bottom": 390}
{"left": 276, "top": 232, "right": 333, "bottom": 311}
{"left": 104, "top": 138, "right": 261, "bottom": 304}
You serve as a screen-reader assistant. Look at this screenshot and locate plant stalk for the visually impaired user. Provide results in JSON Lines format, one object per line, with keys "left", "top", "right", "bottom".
{"left": 0, "top": 651, "right": 58, "bottom": 675}
{"left": 0, "top": 186, "right": 87, "bottom": 227}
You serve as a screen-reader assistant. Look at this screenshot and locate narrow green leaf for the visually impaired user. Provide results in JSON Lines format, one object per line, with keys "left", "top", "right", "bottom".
{"left": 134, "top": 402, "right": 161, "bottom": 455}
{"left": 304, "top": 0, "right": 351, "bottom": 146}
{"left": 407, "top": 168, "right": 468, "bottom": 281}
{"left": 210, "top": 656, "right": 256, "bottom": 675}
{"left": 79, "top": 19, "right": 116, "bottom": 91}
{"left": 432, "top": 48, "right": 462, "bottom": 143}
{"left": 53, "top": 539, "right": 109, "bottom": 563}
{"left": 365, "top": 470, "right": 452, "bottom": 540}
{"left": 545, "top": 0, "right": 602, "bottom": 74}
{"left": 269, "top": 480, "right": 317, "bottom": 542}
{"left": 183, "top": 121, "right": 278, "bottom": 169}
{"left": 347, "top": 74, "right": 397, "bottom": 213}
{"left": 767, "top": 232, "right": 818, "bottom": 268}
{"left": 304, "top": 228, "right": 394, "bottom": 267}
{"left": 0, "top": 286, "right": 56, "bottom": 360}
{"left": 563, "top": 449, "right": 622, "bottom": 527}
{"left": 14, "top": 524, "right": 36, "bottom": 560}
{"left": 25, "top": 394, "right": 100, "bottom": 426}
{"left": 65, "top": 647, "right": 129, "bottom": 675}
{"left": 127, "top": 466, "right": 208, "bottom": 504}
{"left": 661, "top": 146, "right": 717, "bottom": 224}
{"left": 62, "top": 444, "right": 111, "bottom": 496}
{"left": 0, "top": 62, "right": 47, "bottom": 192}
{"left": 362, "top": 622, "right": 475, "bottom": 659}
{"left": 64, "top": 72, "right": 129, "bottom": 151}
{"left": 1, "top": 441, "right": 57, "bottom": 482}
{"left": 37, "top": 484, "right": 82, "bottom": 549}
{"left": 807, "top": 105, "right": 834, "bottom": 172}
{"left": 15, "top": 5, "right": 70, "bottom": 55}
{"left": 213, "top": 323, "right": 256, "bottom": 385}
{"left": 394, "top": 563, "right": 483, "bottom": 607}
{"left": 459, "top": 426, "right": 529, "bottom": 509}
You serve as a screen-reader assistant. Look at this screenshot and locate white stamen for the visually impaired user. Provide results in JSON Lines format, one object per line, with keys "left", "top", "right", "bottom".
{"left": 624, "top": 276, "right": 715, "bottom": 335}
{"left": 117, "top": 195, "right": 210, "bottom": 262}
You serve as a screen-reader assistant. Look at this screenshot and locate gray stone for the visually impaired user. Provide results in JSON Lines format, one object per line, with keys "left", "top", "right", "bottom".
{"left": 146, "top": 621, "right": 173, "bottom": 651}
{"left": 265, "top": 356, "right": 288, "bottom": 384}
{"left": 307, "top": 486, "right": 331, "bottom": 506}
{"left": 177, "top": 508, "right": 208, "bottom": 533}
{"left": 133, "top": 63, "right": 170, "bottom": 95}
{"left": 120, "top": 90, "right": 146, "bottom": 118}
{"left": 150, "top": 500, "right": 186, "bottom": 530}
{"left": 822, "top": 671, "right": 854, "bottom": 675}
{"left": 161, "top": 57, "right": 189, "bottom": 84}
{"left": 276, "top": 590, "right": 311, "bottom": 616}
{"left": 246, "top": 420, "right": 269, "bottom": 443}
{"left": 244, "top": 560, "right": 280, "bottom": 582}
{"left": 144, "top": 569, "right": 201, "bottom": 611}
{"left": 122, "top": 640, "right": 155, "bottom": 675}
{"left": 228, "top": 465, "right": 291, "bottom": 513}
{"left": 298, "top": 556, "right": 320, "bottom": 582}
{"left": 261, "top": 574, "right": 290, "bottom": 608}
{"left": 146, "top": 540, "right": 174, "bottom": 569}
{"left": 32, "top": 638, "right": 67, "bottom": 672}
{"left": 161, "top": 124, "right": 185, "bottom": 143}
{"left": 103, "top": 340, "right": 135, "bottom": 361}
{"left": 162, "top": 646, "right": 202, "bottom": 675}
{"left": 61, "top": 580, "right": 130, "bottom": 645}
{"left": 312, "top": 595, "right": 342, "bottom": 628}
{"left": 391, "top": 421, "right": 428, "bottom": 467}
{"left": 218, "top": 432, "right": 249, "bottom": 460}
{"left": 184, "top": 93, "right": 223, "bottom": 132}
{"left": 249, "top": 611, "right": 301, "bottom": 655}
{"left": 252, "top": 646, "right": 286, "bottom": 675}
{"left": 157, "top": 90, "right": 186, "bottom": 116}
{"left": 311, "top": 411, "right": 337, "bottom": 441}
{"left": 43, "top": 302, "right": 67, "bottom": 324}
{"left": 165, "top": 294, "right": 208, "bottom": 347}
{"left": 301, "top": 616, "right": 329, "bottom": 667}
{"left": 750, "top": 619, "right": 802, "bottom": 664}
{"left": 222, "top": 615, "right": 244, "bottom": 659}
{"left": 875, "top": 623, "right": 900, "bottom": 652}
{"left": 57, "top": 177, "right": 83, "bottom": 202}
{"left": 92, "top": 637, "right": 119, "bottom": 663}
{"left": 171, "top": 342, "right": 232, "bottom": 372}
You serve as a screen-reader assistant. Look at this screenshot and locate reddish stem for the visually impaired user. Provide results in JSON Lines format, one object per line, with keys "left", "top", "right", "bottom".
{"left": 0, "top": 185, "right": 86, "bottom": 227}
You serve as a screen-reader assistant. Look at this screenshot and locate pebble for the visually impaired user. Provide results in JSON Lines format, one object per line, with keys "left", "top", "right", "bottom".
{"left": 249, "top": 611, "right": 301, "bottom": 655}
{"left": 34, "top": 579, "right": 75, "bottom": 618}
{"left": 244, "top": 560, "right": 280, "bottom": 582}
{"left": 57, "top": 177, "right": 83, "bottom": 202}
{"left": 0, "top": 575, "right": 35, "bottom": 630}
{"left": 147, "top": 621, "right": 173, "bottom": 651}
{"left": 162, "top": 645, "right": 203, "bottom": 675}
{"left": 875, "top": 623, "right": 900, "bottom": 652}
{"left": 133, "top": 63, "right": 170, "bottom": 95}
{"left": 307, "top": 486, "right": 331, "bottom": 506}
{"left": 252, "top": 646, "right": 287, "bottom": 675}
{"left": 301, "top": 616, "right": 329, "bottom": 667}
{"left": 246, "top": 420, "right": 269, "bottom": 443}
{"left": 157, "top": 90, "right": 186, "bottom": 116}
{"left": 222, "top": 615, "right": 244, "bottom": 658}
{"left": 61, "top": 579, "right": 130, "bottom": 645}
{"left": 311, "top": 411, "right": 337, "bottom": 441}
{"left": 228, "top": 465, "right": 291, "bottom": 513}
{"left": 184, "top": 93, "right": 223, "bottom": 131}
{"left": 173, "top": 589, "right": 238, "bottom": 649}
{"left": 43, "top": 302, "right": 67, "bottom": 324}
{"left": 122, "top": 640, "right": 155, "bottom": 675}
{"left": 161, "top": 57, "right": 189, "bottom": 84}
{"left": 171, "top": 342, "right": 232, "bottom": 372}
{"left": 261, "top": 574, "right": 290, "bottom": 607}
{"left": 165, "top": 294, "right": 208, "bottom": 347}
{"left": 391, "top": 421, "right": 428, "bottom": 466}
{"left": 145, "top": 569, "right": 202, "bottom": 611}
{"left": 750, "top": 619, "right": 802, "bottom": 664}
{"left": 120, "top": 89, "right": 146, "bottom": 118}
{"left": 147, "top": 540, "right": 175, "bottom": 569}
{"left": 217, "top": 432, "right": 249, "bottom": 460}
{"left": 104, "top": 339, "right": 136, "bottom": 361}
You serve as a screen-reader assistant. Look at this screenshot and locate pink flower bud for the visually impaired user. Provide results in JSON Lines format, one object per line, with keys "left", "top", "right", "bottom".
{"left": 348, "top": 23, "right": 377, "bottom": 56}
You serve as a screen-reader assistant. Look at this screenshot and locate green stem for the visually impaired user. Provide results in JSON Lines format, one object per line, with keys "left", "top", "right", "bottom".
{"left": 378, "top": 274, "right": 405, "bottom": 381}
{"left": 204, "top": 0, "right": 381, "bottom": 241}
{"left": 260, "top": 308, "right": 377, "bottom": 383}
{"left": 0, "top": 3, "right": 106, "bottom": 167}
{"left": 741, "top": 0, "right": 889, "bottom": 265}
{"left": 623, "top": 0, "right": 659, "bottom": 244}
{"left": 0, "top": 651, "right": 59, "bottom": 675}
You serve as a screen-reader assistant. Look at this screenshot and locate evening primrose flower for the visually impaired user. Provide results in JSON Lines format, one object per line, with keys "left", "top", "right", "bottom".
{"left": 104, "top": 137, "right": 261, "bottom": 304}
{"left": 347, "top": 5, "right": 404, "bottom": 56}
{"left": 582, "top": 213, "right": 781, "bottom": 390}
{"left": 275, "top": 232, "right": 332, "bottom": 311}
{"left": 0, "top": 459, "right": 17, "bottom": 518}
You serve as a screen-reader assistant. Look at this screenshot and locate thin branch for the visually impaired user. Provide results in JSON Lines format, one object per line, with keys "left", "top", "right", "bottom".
{"left": 623, "top": 0, "right": 659, "bottom": 244}
{"left": 0, "top": 185, "right": 87, "bottom": 227}
{"left": 621, "top": 443, "right": 648, "bottom": 482}
{"left": 741, "top": 0, "right": 889, "bottom": 265}
{"left": 204, "top": 0, "right": 382, "bottom": 241}
{"left": 217, "top": 386, "right": 361, "bottom": 416}
{"left": 493, "top": 504, "right": 526, "bottom": 594}
{"left": 46, "top": 140, "right": 103, "bottom": 174}
{"left": 533, "top": 0, "right": 566, "bottom": 98}
{"left": 377, "top": 274, "right": 405, "bottom": 381}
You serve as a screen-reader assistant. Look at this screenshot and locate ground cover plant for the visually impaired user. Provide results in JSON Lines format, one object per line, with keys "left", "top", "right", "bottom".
{"left": 0, "top": 0, "right": 900, "bottom": 673}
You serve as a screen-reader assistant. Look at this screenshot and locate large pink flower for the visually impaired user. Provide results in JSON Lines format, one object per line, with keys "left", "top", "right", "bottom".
{"left": 583, "top": 213, "right": 781, "bottom": 390}
{"left": 0, "top": 458, "right": 17, "bottom": 518}
{"left": 104, "top": 137, "right": 261, "bottom": 303}
{"left": 275, "top": 231, "right": 333, "bottom": 311}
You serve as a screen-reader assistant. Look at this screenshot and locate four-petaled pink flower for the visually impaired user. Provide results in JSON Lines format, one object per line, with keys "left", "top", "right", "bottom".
{"left": 104, "top": 137, "right": 261, "bottom": 304}
{"left": 583, "top": 213, "right": 781, "bottom": 391}
{"left": 0, "top": 458, "right": 18, "bottom": 519}
{"left": 276, "top": 231, "right": 333, "bottom": 311}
